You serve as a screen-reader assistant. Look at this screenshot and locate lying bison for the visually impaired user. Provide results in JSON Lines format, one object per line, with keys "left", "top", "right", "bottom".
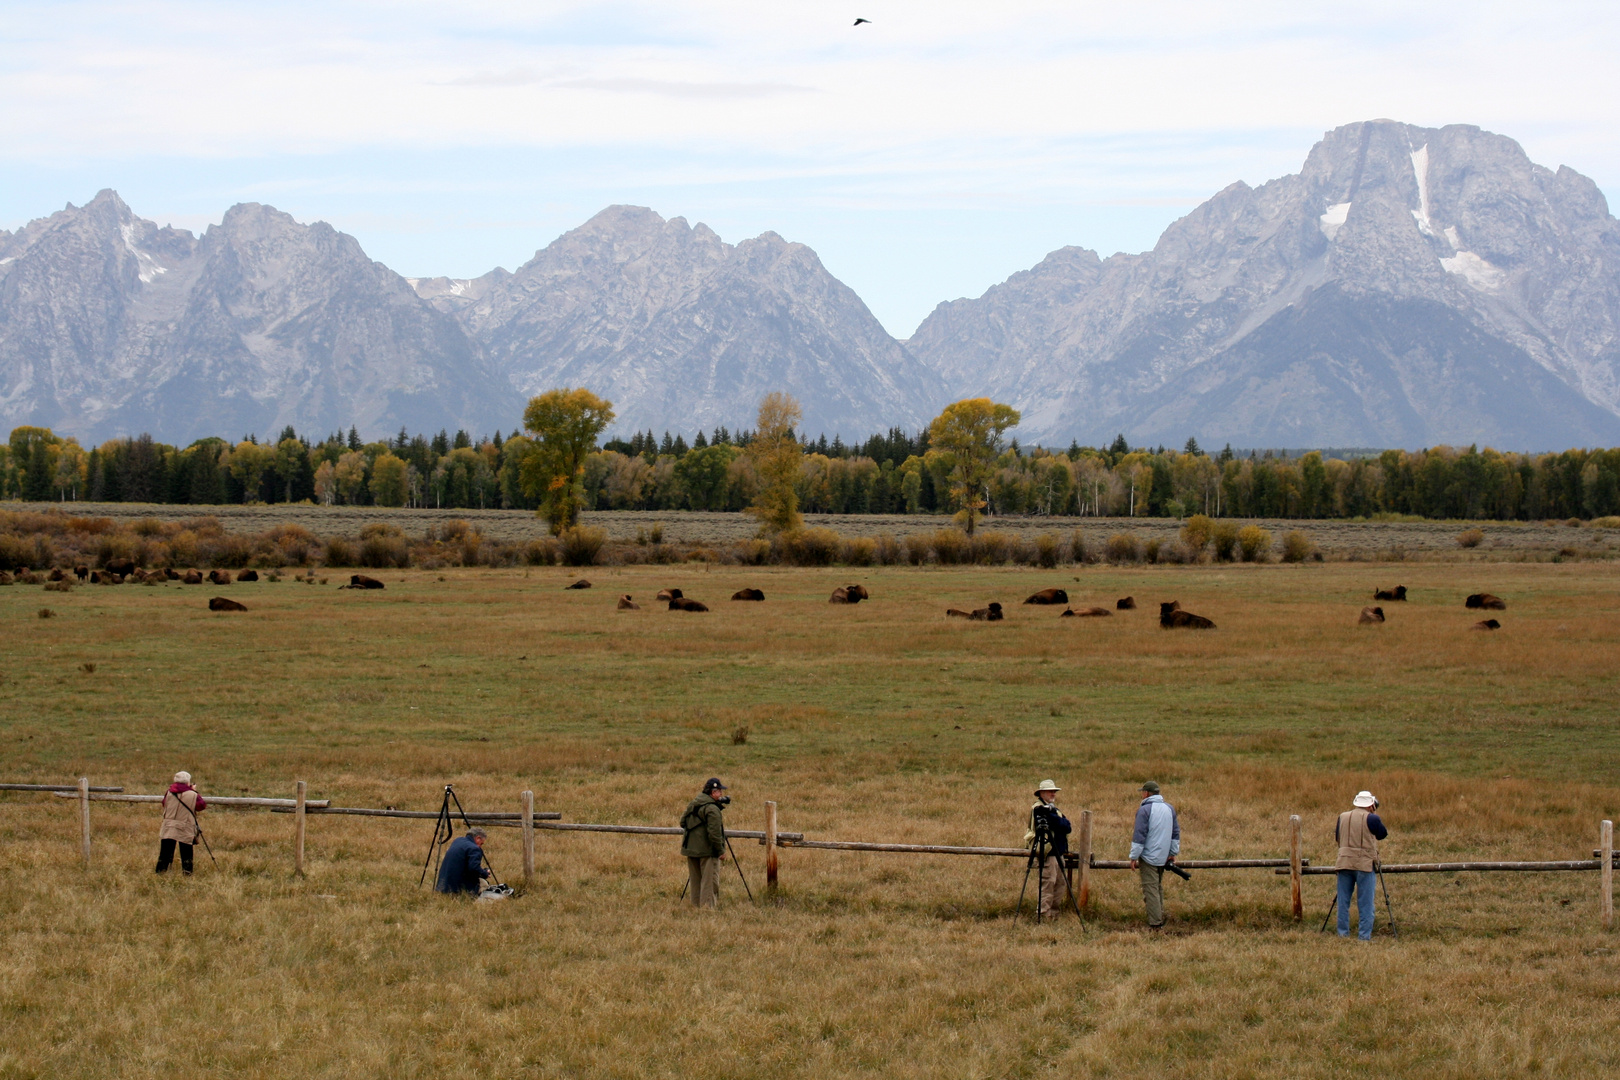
{"left": 164, "top": 567, "right": 181, "bottom": 580}
{"left": 208, "top": 596, "right": 248, "bottom": 612}
{"left": 829, "top": 584, "right": 869, "bottom": 604}
{"left": 47, "top": 567, "right": 66, "bottom": 582}
{"left": 731, "top": 588, "right": 765, "bottom": 601}
{"left": 237, "top": 569, "right": 260, "bottom": 582}
{"left": 565, "top": 579, "right": 592, "bottom": 590}
{"left": 344, "top": 574, "right": 385, "bottom": 590}
{"left": 182, "top": 570, "right": 204, "bottom": 585}
{"left": 655, "top": 588, "right": 683, "bottom": 601}
{"left": 617, "top": 594, "right": 640, "bottom": 610}
{"left": 1373, "top": 585, "right": 1407, "bottom": 601}
{"left": 668, "top": 597, "right": 709, "bottom": 612}
{"left": 1159, "top": 601, "right": 1215, "bottom": 629}
{"left": 1471, "top": 618, "right": 1501, "bottom": 631}
{"left": 1465, "top": 593, "right": 1506, "bottom": 610}
{"left": 1116, "top": 596, "right": 1136, "bottom": 610}
{"left": 208, "top": 569, "right": 232, "bottom": 585}
{"left": 947, "top": 602, "right": 1003, "bottom": 621}
{"left": 1024, "top": 588, "right": 1069, "bottom": 605}
{"left": 1359, "top": 606, "right": 1386, "bottom": 625}
{"left": 1060, "top": 606, "right": 1112, "bottom": 618}
{"left": 0, "top": 572, "right": 12, "bottom": 586}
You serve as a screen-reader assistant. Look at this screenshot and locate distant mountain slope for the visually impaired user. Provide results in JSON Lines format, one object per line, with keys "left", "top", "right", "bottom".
{"left": 908, "top": 121, "right": 1620, "bottom": 449}
{"left": 421, "top": 206, "right": 946, "bottom": 438}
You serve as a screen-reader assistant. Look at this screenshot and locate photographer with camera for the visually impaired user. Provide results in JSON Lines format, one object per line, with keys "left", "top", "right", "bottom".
{"left": 434, "top": 827, "right": 492, "bottom": 896}
{"left": 1024, "top": 779, "right": 1073, "bottom": 918}
{"left": 680, "top": 778, "right": 730, "bottom": 909}
{"left": 1129, "top": 781, "right": 1180, "bottom": 929}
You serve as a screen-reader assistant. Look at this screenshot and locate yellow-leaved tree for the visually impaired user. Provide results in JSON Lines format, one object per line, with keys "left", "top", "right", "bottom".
{"left": 925, "top": 398, "right": 1021, "bottom": 535}
{"left": 747, "top": 392, "right": 803, "bottom": 535}
{"left": 520, "top": 388, "right": 615, "bottom": 533}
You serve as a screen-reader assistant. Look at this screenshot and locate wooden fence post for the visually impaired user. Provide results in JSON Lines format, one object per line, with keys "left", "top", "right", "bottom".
{"left": 521, "top": 790, "right": 536, "bottom": 884}
{"left": 765, "top": 800, "right": 779, "bottom": 893}
{"left": 294, "top": 780, "right": 307, "bottom": 877}
{"left": 1076, "top": 810, "right": 1093, "bottom": 910}
{"left": 1290, "top": 815, "right": 1303, "bottom": 920}
{"left": 79, "top": 776, "right": 91, "bottom": 867}
{"left": 1600, "top": 819, "right": 1613, "bottom": 932}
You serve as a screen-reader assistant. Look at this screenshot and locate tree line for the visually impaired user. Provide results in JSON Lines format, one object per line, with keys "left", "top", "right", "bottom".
{"left": 7, "top": 417, "right": 1620, "bottom": 522}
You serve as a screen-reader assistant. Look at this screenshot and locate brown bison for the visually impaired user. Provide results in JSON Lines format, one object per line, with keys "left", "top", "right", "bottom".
{"left": 1373, "top": 585, "right": 1407, "bottom": 601}
{"left": 1024, "top": 588, "right": 1069, "bottom": 605}
{"left": 947, "top": 602, "right": 1003, "bottom": 621}
{"left": 182, "top": 570, "right": 204, "bottom": 585}
{"left": 1465, "top": 593, "right": 1505, "bottom": 610}
{"left": 74, "top": 565, "right": 89, "bottom": 581}
{"left": 105, "top": 558, "right": 137, "bottom": 578}
{"left": 1470, "top": 618, "right": 1501, "bottom": 631}
{"left": 1359, "top": 606, "right": 1386, "bottom": 624}
{"left": 731, "top": 588, "right": 765, "bottom": 601}
{"left": 565, "top": 579, "right": 592, "bottom": 590}
{"left": 829, "top": 584, "right": 870, "bottom": 604}
{"left": 1159, "top": 601, "right": 1215, "bottom": 629}
{"left": 164, "top": 568, "right": 181, "bottom": 580}
{"left": 346, "top": 574, "right": 386, "bottom": 590}
{"left": 208, "top": 597, "right": 248, "bottom": 612}
{"left": 0, "top": 572, "right": 12, "bottom": 586}
{"left": 655, "top": 588, "right": 683, "bottom": 601}
{"left": 208, "top": 569, "right": 232, "bottom": 585}
{"left": 237, "top": 569, "right": 260, "bottom": 582}
{"left": 47, "top": 567, "right": 66, "bottom": 582}
{"left": 1060, "top": 606, "right": 1112, "bottom": 618}
{"left": 668, "top": 597, "right": 709, "bottom": 612}
{"left": 616, "top": 594, "right": 640, "bottom": 610}
{"left": 1116, "top": 596, "right": 1136, "bottom": 610}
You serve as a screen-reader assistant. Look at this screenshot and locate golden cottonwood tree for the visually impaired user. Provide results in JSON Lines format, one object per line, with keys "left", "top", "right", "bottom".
{"left": 747, "top": 392, "right": 803, "bottom": 535}
{"left": 925, "top": 398, "right": 1021, "bottom": 535}
{"left": 521, "top": 388, "right": 615, "bottom": 533}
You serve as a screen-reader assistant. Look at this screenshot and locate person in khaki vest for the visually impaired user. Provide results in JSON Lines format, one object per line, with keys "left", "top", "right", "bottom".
{"left": 1335, "top": 790, "right": 1388, "bottom": 940}
{"left": 156, "top": 771, "right": 207, "bottom": 875}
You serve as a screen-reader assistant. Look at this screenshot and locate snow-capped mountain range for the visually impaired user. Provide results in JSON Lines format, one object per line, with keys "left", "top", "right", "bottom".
{"left": 3, "top": 120, "right": 1618, "bottom": 450}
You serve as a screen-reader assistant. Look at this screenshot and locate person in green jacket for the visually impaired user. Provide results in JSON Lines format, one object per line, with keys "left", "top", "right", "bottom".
{"left": 680, "top": 778, "right": 729, "bottom": 908}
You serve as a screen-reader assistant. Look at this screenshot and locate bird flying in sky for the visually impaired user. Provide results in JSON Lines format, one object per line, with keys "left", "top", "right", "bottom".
{"left": 854, "top": 18, "right": 871, "bottom": 26}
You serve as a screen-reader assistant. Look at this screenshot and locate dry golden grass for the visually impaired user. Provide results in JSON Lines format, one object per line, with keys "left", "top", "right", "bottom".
{"left": 1, "top": 561, "right": 1618, "bottom": 1078}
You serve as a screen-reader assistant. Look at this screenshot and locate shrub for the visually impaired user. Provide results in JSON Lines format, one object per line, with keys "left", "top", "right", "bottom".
{"left": 323, "top": 536, "right": 358, "bottom": 567}
{"left": 1144, "top": 538, "right": 1163, "bottom": 564}
{"left": 436, "top": 519, "right": 474, "bottom": 543}
{"left": 211, "top": 534, "right": 255, "bottom": 569}
{"left": 874, "top": 534, "right": 903, "bottom": 566}
{"left": 971, "top": 531, "right": 1016, "bottom": 565}
{"left": 559, "top": 525, "right": 607, "bottom": 567}
{"left": 1565, "top": 518, "right": 1584, "bottom": 528}
{"left": 1456, "top": 528, "right": 1485, "bottom": 549}
{"left": 840, "top": 537, "right": 877, "bottom": 566}
{"left": 1211, "top": 521, "right": 1240, "bottom": 562}
{"left": 1181, "top": 514, "right": 1214, "bottom": 555}
{"left": 1237, "top": 525, "right": 1272, "bottom": 562}
{"left": 65, "top": 516, "right": 115, "bottom": 535}
{"left": 1592, "top": 516, "right": 1620, "bottom": 530}
{"left": 928, "top": 528, "right": 971, "bottom": 566}
{"left": 1156, "top": 540, "right": 1193, "bottom": 565}
{"left": 1280, "top": 530, "right": 1315, "bottom": 563}
{"left": 93, "top": 534, "right": 138, "bottom": 567}
{"left": 731, "top": 726, "right": 750, "bottom": 746}
{"left": 781, "top": 527, "right": 841, "bottom": 566}
{"left": 131, "top": 517, "right": 169, "bottom": 538}
{"left": 1034, "top": 532, "right": 1063, "bottom": 569}
{"left": 457, "top": 532, "right": 485, "bottom": 567}
{"left": 734, "top": 538, "right": 771, "bottom": 566}
{"left": 360, "top": 522, "right": 405, "bottom": 541}
{"left": 359, "top": 534, "right": 411, "bottom": 569}
{"left": 523, "top": 538, "right": 559, "bottom": 566}
{"left": 1105, "top": 533, "right": 1140, "bottom": 564}
{"left": 38, "top": 608, "right": 56, "bottom": 619}
{"left": 0, "top": 534, "right": 52, "bottom": 571}
{"left": 901, "top": 534, "right": 930, "bottom": 565}
{"left": 1071, "top": 530, "right": 1090, "bottom": 564}
{"left": 649, "top": 523, "right": 665, "bottom": 545}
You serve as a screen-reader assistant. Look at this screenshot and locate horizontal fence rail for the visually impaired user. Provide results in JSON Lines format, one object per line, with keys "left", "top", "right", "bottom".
{"left": 1, "top": 783, "right": 123, "bottom": 793}
{"left": 269, "top": 806, "right": 562, "bottom": 821}
{"left": 52, "top": 792, "right": 330, "bottom": 809}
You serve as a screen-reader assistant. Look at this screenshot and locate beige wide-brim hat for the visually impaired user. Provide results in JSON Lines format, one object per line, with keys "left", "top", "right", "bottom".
{"left": 1353, "top": 790, "right": 1377, "bottom": 808}
{"left": 1034, "top": 779, "right": 1060, "bottom": 794}
{"left": 173, "top": 771, "right": 191, "bottom": 784}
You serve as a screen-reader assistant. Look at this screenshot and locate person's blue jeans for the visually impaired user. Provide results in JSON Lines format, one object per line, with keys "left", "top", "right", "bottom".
{"left": 1337, "top": 869, "right": 1376, "bottom": 939}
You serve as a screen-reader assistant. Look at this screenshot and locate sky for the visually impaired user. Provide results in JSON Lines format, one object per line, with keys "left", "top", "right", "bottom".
{"left": 4, "top": 1, "right": 1619, "bottom": 337}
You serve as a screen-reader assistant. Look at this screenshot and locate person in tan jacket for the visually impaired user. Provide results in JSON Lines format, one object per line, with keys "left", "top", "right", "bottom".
{"left": 156, "top": 771, "right": 207, "bottom": 875}
{"left": 1335, "top": 790, "right": 1388, "bottom": 940}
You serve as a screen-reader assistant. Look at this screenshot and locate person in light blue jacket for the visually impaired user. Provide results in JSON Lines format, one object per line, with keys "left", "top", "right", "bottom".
{"left": 1128, "top": 781, "right": 1180, "bottom": 928}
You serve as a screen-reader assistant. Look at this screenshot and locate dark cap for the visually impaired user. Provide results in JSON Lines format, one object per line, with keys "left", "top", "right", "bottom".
{"left": 703, "top": 777, "right": 727, "bottom": 793}
{"left": 1139, "top": 781, "right": 1161, "bottom": 794}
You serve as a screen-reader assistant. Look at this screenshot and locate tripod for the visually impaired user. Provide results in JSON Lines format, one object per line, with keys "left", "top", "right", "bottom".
{"left": 678, "top": 835, "right": 755, "bottom": 904}
{"left": 418, "top": 785, "right": 500, "bottom": 888}
{"left": 1015, "top": 822, "right": 1083, "bottom": 926}
{"left": 1319, "top": 866, "right": 1397, "bottom": 938}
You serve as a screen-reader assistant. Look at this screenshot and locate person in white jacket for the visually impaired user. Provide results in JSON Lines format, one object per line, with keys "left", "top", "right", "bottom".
{"left": 1128, "top": 781, "right": 1180, "bottom": 928}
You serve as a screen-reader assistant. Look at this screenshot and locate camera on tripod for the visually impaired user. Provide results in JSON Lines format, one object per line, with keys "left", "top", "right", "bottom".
{"left": 1030, "top": 804, "right": 1060, "bottom": 843}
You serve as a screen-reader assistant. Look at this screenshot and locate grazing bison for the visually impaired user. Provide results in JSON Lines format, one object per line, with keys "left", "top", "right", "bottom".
{"left": 208, "top": 597, "right": 249, "bottom": 612}
{"left": 731, "top": 588, "right": 765, "bottom": 601}
{"left": 1465, "top": 593, "right": 1506, "bottom": 610}
{"left": 1359, "top": 606, "right": 1386, "bottom": 625}
{"left": 829, "top": 584, "right": 870, "bottom": 604}
{"left": 182, "top": 570, "right": 204, "bottom": 585}
{"left": 617, "top": 594, "right": 640, "bottom": 610}
{"left": 208, "top": 569, "right": 232, "bottom": 585}
{"left": 565, "top": 579, "right": 592, "bottom": 590}
{"left": 105, "top": 558, "right": 137, "bottom": 578}
{"left": 237, "top": 569, "right": 260, "bottom": 582}
{"left": 948, "top": 602, "right": 1003, "bottom": 621}
{"left": 1116, "top": 596, "right": 1136, "bottom": 610}
{"left": 1060, "top": 606, "right": 1112, "bottom": 618}
{"left": 1159, "top": 601, "right": 1215, "bottom": 630}
{"left": 1373, "top": 585, "right": 1407, "bottom": 601}
{"left": 74, "top": 565, "right": 89, "bottom": 581}
{"left": 668, "top": 597, "right": 709, "bottom": 612}
{"left": 1470, "top": 618, "right": 1502, "bottom": 631}
{"left": 345, "top": 574, "right": 385, "bottom": 590}
{"left": 1024, "top": 588, "right": 1069, "bottom": 605}
{"left": 655, "top": 588, "right": 683, "bottom": 601}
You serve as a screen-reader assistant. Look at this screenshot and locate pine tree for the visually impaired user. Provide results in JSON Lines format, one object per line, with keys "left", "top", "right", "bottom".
{"left": 347, "top": 426, "right": 361, "bottom": 451}
{"left": 1184, "top": 437, "right": 1202, "bottom": 456}
{"left": 693, "top": 429, "right": 709, "bottom": 449}
{"left": 1109, "top": 434, "right": 1129, "bottom": 456}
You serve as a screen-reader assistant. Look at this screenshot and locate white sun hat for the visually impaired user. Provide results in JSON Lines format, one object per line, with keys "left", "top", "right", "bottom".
{"left": 1353, "top": 790, "right": 1377, "bottom": 808}
{"left": 173, "top": 771, "right": 191, "bottom": 784}
{"left": 1034, "top": 779, "right": 1060, "bottom": 794}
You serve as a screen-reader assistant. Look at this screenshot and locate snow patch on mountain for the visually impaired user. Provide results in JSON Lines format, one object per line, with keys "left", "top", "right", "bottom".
{"left": 1319, "top": 202, "right": 1352, "bottom": 241}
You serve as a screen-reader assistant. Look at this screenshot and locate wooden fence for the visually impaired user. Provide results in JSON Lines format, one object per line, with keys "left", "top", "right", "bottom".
{"left": 12, "top": 780, "right": 1615, "bottom": 930}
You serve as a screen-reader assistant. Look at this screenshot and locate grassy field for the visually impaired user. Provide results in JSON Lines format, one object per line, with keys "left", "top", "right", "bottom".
{"left": 8, "top": 499, "right": 1619, "bottom": 558}
{"left": 2, "top": 559, "right": 1618, "bottom": 1078}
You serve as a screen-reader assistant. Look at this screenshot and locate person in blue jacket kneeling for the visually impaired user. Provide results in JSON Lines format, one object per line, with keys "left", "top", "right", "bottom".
{"left": 435, "top": 827, "right": 492, "bottom": 895}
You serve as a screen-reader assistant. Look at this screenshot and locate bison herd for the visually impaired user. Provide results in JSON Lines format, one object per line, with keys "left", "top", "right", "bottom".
{"left": 1364, "top": 585, "right": 1507, "bottom": 630}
